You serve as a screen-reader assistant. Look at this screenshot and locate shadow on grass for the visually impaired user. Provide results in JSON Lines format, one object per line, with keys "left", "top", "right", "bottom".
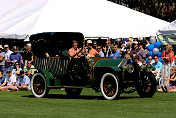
{"left": 22, "top": 94, "right": 140, "bottom": 100}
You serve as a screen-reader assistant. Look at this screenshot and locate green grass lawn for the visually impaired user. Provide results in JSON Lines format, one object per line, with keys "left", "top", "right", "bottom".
{"left": 0, "top": 89, "right": 175, "bottom": 118}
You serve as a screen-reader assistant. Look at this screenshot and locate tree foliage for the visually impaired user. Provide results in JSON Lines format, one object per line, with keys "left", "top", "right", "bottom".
{"left": 108, "top": 0, "right": 176, "bottom": 22}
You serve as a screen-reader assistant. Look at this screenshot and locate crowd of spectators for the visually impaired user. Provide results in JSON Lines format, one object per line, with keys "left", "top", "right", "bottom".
{"left": 1, "top": 37, "right": 176, "bottom": 93}
{"left": 73, "top": 38, "right": 176, "bottom": 92}
{"left": 0, "top": 43, "right": 36, "bottom": 91}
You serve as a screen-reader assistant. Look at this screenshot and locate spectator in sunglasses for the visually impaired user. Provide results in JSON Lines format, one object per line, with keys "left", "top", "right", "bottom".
{"left": 23, "top": 61, "right": 36, "bottom": 78}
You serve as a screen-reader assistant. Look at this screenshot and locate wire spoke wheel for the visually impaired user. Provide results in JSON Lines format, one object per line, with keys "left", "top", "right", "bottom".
{"left": 136, "top": 72, "right": 156, "bottom": 97}
{"left": 31, "top": 73, "right": 48, "bottom": 98}
{"left": 100, "top": 73, "right": 120, "bottom": 100}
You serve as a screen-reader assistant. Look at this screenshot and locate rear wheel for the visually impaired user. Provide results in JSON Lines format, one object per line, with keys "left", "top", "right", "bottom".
{"left": 136, "top": 72, "right": 157, "bottom": 97}
{"left": 65, "top": 88, "right": 82, "bottom": 97}
{"left": 100, "top": 73, "right": 120, "bottom": 100}
{"left": 31, "top": 73, "right": 48, "bottom": 98}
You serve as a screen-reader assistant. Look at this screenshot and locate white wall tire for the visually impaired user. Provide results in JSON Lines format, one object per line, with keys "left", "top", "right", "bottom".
{"left": 31, "top": 73, "right": 48, "bottom": 98}
{"left": 100, "top": 73, "right": 120, "bottom": 100}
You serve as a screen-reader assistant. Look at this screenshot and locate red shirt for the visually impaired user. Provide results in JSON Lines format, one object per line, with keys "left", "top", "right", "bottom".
{"left": 161, "top": 51, "right": 175, "bottom": 64}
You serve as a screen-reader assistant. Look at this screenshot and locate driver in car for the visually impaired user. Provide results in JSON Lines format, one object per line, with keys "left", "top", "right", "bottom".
{"left": 68, "top": 40, "right": 82, "bottom": 58}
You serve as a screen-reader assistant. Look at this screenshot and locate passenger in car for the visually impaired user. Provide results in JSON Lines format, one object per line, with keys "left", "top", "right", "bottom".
{"left": 68, "top": 40, "right": 82, "bottom": 58}
{"left": 86, "top": 40, "right": 100, "bottom": 57}
{"left": 97, "top": 46, "right": 104, "bottom": 57}
{"left": 110, "top": 44, "right": 121, "bottom": 59}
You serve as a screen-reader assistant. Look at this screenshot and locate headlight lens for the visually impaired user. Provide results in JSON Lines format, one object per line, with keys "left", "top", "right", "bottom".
{"left": 126, "top": 64, "right": 134, "bottom": 73}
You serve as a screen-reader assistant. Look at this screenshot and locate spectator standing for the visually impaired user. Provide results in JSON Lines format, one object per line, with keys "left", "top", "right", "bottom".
{"left": 161, "top": 44, "right": 175, "bottom": 65}
{"left": 26, "top": 43, "right": 32, "bottom": 51}
{"left": 0, "top": 45, "right": 5, "bottom": 69}
{"left": 110, "top": 44, "right": 121, "bottom": 59}
{"left": 97, "top": 46, "right": 104, "bottom": 57}
{"left": 137, "top": 43, "right": 146, "bottom": 62}
{"left": 103, "top": 40, "right": 112, "bottom": 57}
{"left": 16, "top": 70, "right": 30, "bottom": 91}
{"left": 10, "top": 46, "right": 22, "bottom": 67}
{"left": 4, "top": 44, "right": 13, "bottom": 60}
{"left": 152, "top": 56, "right": 162, "bottom": 75}
{"left": 21, "top": 46, "right": 33, "bottom": 68}
{"left": 130, "top": 42, "right": 139, "bottom": 56}
{"left": 161, "top": 44, "right": 174, "bottom": 89}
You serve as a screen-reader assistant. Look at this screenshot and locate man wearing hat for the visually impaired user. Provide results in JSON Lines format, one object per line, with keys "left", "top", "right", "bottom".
{"left": 0, "top": 45, "right": 5, "bottom": 69}
{"left": 87, "top": 40, "right": 100, "bottom": 57}
{"left": 16, "top": 70, "right": 30, "bottom": 91}
{"left": 4, "top": 44, "right": 13, "bottom": 60}
{"left": 9, "top": 46, "right": 22, "bottom": 67}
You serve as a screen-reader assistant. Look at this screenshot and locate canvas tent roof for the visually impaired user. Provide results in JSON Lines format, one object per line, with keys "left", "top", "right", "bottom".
{"left": 157, "top": 20, "right": 176, "bottom": 45}
{"left": 158, "top": 20, "right": 176, "bottom": 35}
{"left": 0, "top": 0, "right": 169, "bottom": 39}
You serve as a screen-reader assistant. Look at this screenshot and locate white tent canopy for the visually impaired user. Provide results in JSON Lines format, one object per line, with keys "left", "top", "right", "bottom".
{"left": 0, "top": 0, "right": 169, "bottom": 39}
{"left": 158, "top": 20, "right": 176, "bottom": 35}
{"left": 157, "top": 20, "right": 176, "bottom": 45}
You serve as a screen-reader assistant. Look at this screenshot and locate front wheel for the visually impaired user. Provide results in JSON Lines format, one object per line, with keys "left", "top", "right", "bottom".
{"left": 100, "top": 73, "right": 120, "bottom": 100}
{"left": 136, "top": 72, "right": 157, "bottom": 97}
{"left": 31, "top": 73, "right": 49, "bottom": 98}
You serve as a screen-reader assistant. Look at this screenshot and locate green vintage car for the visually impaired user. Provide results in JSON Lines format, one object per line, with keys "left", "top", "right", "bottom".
{"left": 30, "top": 32, "right": 157, "bottom": 100}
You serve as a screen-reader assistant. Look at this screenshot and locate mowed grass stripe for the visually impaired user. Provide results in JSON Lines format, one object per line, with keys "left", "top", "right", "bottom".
{"left": 0, "top": 89, "right": 175, "bottom": 118}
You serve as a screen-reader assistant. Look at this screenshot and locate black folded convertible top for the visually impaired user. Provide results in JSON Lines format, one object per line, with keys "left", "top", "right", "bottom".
{"left": 30, "top": 32, "right": 84, "bottom": 57}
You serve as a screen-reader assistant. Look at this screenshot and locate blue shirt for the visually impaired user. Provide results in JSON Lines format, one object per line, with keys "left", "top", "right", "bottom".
{"left": 110, "top": 50, "right": 121, "bottom": 59}
{"left": 1, "top": 65, "right": 13, "bottom": 74}
{"left": 152, "top": 61, "right": 162, "bottom": 69}
{"left": 10, "top": 52, "right": 21, "bottom": 66}
{"left": 99, "top": 51, "right": 105, "bottom": 57}
{"left": 17, "top": 75, "right": 30, "bottom": 88}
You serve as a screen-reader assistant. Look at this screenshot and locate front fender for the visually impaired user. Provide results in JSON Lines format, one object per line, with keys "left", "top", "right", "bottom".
{"left": 110, "top": 67, "right": 121, "bottom": 71}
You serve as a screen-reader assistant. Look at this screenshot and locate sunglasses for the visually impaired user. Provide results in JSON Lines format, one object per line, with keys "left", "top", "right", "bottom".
{"left": 148, "top": 59, "right": 152, "bottom": 60}
{"left": 154, "top": 58, "right": 158, "bottom": 59}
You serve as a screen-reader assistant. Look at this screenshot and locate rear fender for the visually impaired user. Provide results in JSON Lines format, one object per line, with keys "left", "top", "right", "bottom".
{"left": 35, "top": 69, "right": 56, "bottom": 86}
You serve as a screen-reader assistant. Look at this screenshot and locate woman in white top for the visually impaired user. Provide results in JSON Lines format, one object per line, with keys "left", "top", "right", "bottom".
{"left": 0, "top": 70, "right": 17, "bottom": 91}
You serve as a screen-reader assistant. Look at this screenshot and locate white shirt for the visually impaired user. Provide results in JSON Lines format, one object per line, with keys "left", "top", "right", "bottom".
{"left": 5, "top": 50, "right": 13, "bottom": 59}
{"left": 4, "top": 74, "right": 16, "bottom": 86}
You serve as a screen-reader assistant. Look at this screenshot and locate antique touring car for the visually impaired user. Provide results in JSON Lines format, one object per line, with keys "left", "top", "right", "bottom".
{"left": 30, "top": 32, "right": 157, "bottom": 100}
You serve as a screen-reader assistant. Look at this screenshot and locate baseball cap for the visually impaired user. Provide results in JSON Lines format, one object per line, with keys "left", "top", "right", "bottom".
{"left": 4, "top": 44, "right": 9, "bottom": 48}
{"left": 87, "top": 40, "right": 92, "bottom": 44}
